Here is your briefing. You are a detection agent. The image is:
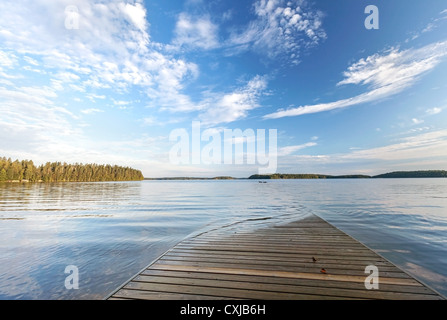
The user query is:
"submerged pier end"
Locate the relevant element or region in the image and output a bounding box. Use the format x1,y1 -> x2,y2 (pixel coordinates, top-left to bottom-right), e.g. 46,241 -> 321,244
106,215 -> 445,300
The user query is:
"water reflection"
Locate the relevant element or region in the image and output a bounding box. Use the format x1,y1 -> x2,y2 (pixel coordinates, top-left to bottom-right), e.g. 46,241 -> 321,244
1,179 -> 447,299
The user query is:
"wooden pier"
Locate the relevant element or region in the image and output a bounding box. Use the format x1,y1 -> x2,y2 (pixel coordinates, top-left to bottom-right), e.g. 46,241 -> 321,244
107,214 -> 445,300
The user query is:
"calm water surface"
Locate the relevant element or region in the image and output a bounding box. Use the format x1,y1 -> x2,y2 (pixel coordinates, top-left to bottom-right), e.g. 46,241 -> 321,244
0,179 -> 446,299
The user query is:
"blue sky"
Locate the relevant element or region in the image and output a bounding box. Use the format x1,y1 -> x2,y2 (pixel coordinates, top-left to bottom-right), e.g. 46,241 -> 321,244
0,0 -> 446,177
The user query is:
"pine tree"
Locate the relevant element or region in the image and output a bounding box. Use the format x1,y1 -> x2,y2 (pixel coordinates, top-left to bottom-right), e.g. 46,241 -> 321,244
0,168 -> 7,181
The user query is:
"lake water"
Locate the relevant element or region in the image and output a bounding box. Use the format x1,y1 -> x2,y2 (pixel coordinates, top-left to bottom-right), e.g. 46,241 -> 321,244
1,179 -> 446,299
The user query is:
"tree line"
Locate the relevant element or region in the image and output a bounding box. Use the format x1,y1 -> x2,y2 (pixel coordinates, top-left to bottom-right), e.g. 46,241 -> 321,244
248,171 -> 447,180
373,171 -> 447,178
0,157 -> 144,182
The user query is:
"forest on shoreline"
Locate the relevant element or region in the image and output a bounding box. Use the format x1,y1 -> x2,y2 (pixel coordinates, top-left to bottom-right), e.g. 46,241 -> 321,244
0,157 -> 144,182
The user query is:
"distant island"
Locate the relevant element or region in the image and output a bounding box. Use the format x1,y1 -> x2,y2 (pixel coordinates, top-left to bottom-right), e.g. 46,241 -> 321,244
372,171 -> 447,178
248,171 -> 447,179
0,157 -> 144,182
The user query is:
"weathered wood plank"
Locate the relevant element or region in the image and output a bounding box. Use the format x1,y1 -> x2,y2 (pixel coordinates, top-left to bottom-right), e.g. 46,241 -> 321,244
132,274 -> 440,300
150,264 -> 422,286
123,281 -> 351,300
140,269 -> 437,295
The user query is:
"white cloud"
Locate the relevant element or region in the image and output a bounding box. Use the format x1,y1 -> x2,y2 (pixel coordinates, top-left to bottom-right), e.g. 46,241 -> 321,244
264,85 -> 402,118
89,94 -> 106,99
278,142 -> 317,156
222,10 -> 233,21
0,86 -> 57,106
405,8 -> 447,43
0,50 -> 17,69
199,75 -> 268,125
81,108 -> 104,115
426,107 -> 443,115
23,56 -> 39,66
0,78 -> 14,86
142,116 -> 156,126
145,56 -> 199,112
69,84 -> 86,93
113,99 -> 131,106
408,126 -> 431,134
54,71 -> 81,83
227,0 -> 326,64
23,65 -> 45,74
121,2 -> 148,32
337,42 -> 447,88
340,130 -> 447,161
0,84 -> 83,161
264,41 -> 447,119
173,13 -> 219,50
412,118 -> 424,125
